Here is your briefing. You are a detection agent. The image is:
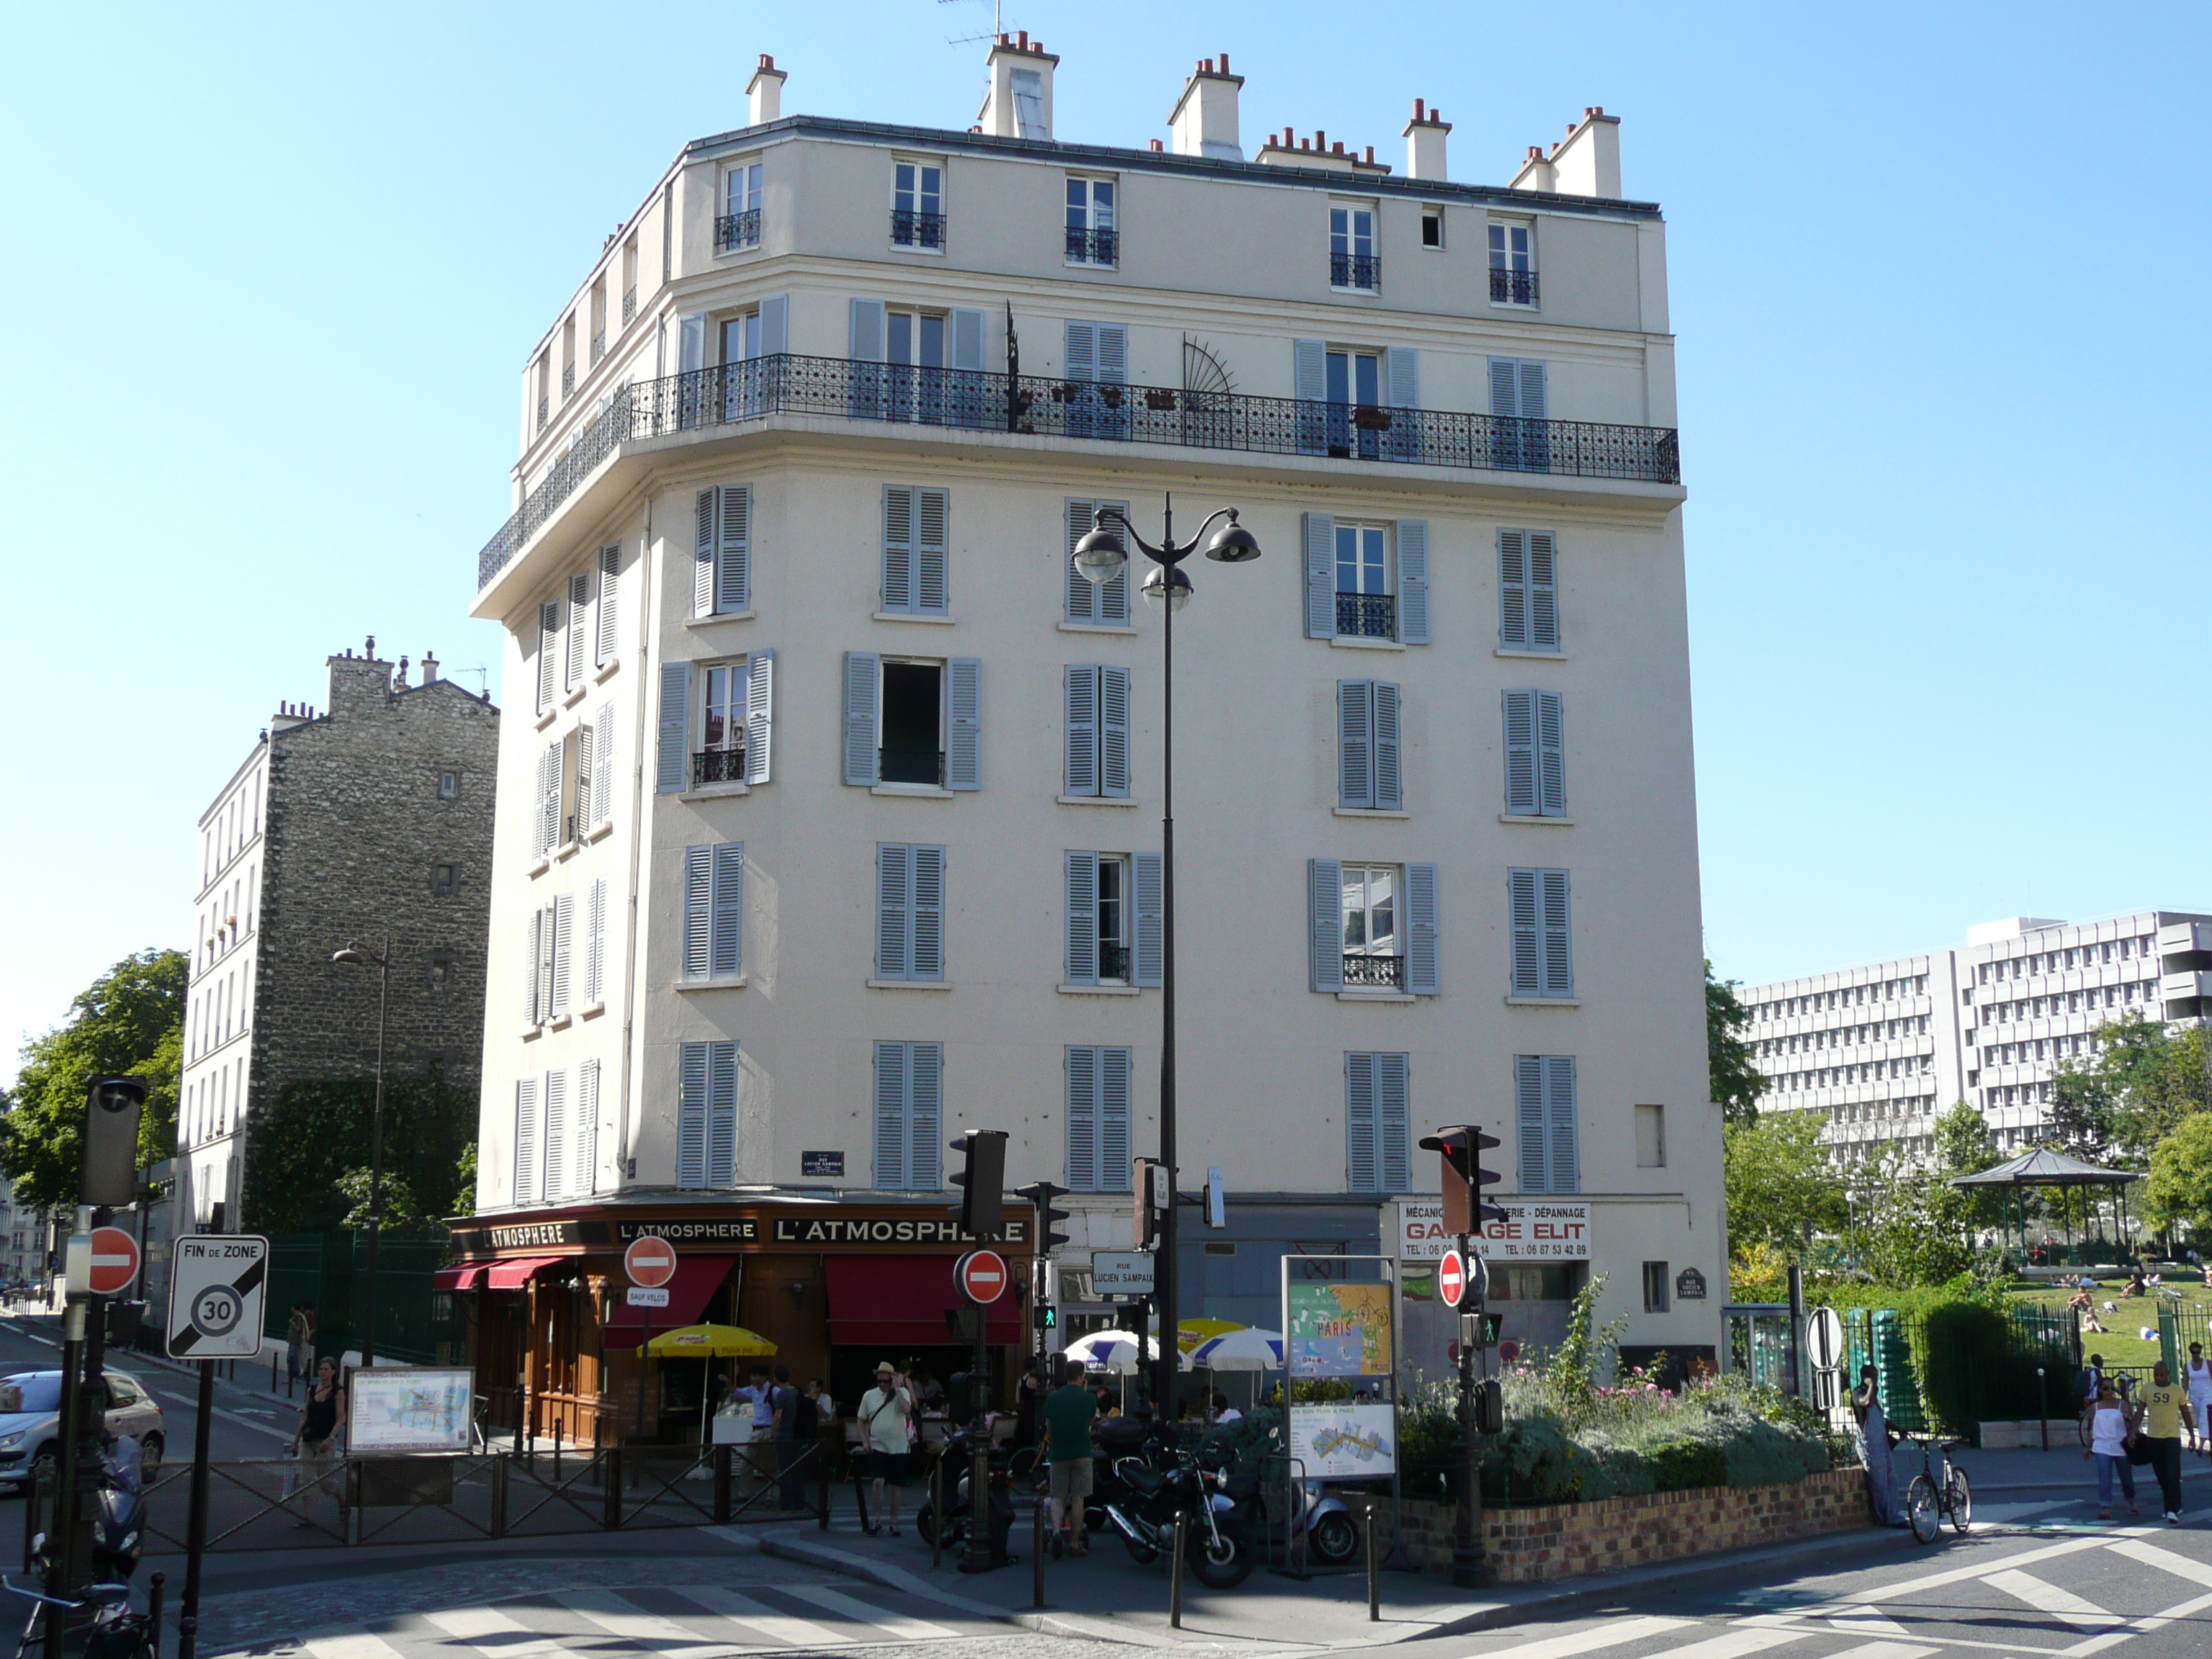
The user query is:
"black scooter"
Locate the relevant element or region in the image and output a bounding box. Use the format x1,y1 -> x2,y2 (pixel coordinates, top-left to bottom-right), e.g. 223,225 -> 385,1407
9,1439 -> 156,1659
912,1421 -> 1015,1563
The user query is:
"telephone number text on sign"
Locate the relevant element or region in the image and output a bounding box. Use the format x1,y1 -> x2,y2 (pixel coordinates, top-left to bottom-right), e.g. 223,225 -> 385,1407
1395,1200 -> 1591,1261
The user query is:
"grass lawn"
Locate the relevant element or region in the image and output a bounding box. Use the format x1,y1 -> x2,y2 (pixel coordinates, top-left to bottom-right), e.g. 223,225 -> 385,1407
2010,1278 -> 2212,1372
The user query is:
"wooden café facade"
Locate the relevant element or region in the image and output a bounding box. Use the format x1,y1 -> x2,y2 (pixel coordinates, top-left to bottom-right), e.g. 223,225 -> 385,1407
441,1191 -> 1033,1447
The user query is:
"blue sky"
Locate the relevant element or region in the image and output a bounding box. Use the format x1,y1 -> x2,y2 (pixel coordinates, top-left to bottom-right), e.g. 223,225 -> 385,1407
3,0 -> 2206,1078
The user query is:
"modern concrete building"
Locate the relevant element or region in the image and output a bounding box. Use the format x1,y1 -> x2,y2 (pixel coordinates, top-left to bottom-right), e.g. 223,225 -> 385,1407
457,40 -> 1717,1435
179,646 -> 499,1231
1743,911 -> 2212,1164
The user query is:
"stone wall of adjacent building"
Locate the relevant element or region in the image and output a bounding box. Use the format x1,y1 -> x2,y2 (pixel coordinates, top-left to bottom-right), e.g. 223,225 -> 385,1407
1390,1467 -> 1869,1581
251,649 -> 500,1109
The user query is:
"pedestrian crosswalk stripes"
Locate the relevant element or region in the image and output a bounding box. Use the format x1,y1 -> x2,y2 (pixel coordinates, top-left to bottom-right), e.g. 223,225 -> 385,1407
658,1585 -> 847,1647
1491,1617 -> 1699,1659
777,1581 -> 961,1640
2110,1535 -> 2212,1587
1981,1566 -> 2124,1630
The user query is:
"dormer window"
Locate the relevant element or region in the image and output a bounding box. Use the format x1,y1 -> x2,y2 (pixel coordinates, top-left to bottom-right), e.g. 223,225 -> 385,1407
719,160 -> 763,253
892,161 -> 945,251
1066,176 -> 1116,266
1329,204 -> 1377,292
1489,220 -> 1537,306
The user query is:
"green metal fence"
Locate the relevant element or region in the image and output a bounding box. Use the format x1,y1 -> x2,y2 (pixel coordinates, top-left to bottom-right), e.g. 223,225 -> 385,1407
1840,1304 -> 2080,1442
263,1230 -> 462,1365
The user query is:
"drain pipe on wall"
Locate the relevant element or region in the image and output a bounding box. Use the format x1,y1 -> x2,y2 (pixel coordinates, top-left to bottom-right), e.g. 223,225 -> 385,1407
615,497 -> 657,1182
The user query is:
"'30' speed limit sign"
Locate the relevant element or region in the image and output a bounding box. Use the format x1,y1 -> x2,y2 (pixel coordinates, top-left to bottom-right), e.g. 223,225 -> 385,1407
166,1236 -> 269,1359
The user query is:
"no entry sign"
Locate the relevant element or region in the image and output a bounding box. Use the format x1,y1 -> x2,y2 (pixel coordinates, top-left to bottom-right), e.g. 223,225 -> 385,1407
956,1249 -> 1010,1305
87,1226 -> 140,1295
624,1236 -> 677,1288
1437,1249 -> 1467,1309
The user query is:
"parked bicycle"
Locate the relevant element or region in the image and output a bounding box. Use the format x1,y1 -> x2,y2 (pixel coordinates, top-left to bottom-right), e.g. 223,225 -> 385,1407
1902,1434 -> 1972,1543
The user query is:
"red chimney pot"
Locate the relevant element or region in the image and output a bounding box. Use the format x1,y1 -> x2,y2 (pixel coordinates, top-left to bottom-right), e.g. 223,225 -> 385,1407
1149,138 -> 1164,151
1017,29 -> 1028,48
758,53 -> 774,70
1413,97 -> 1426,120
1218,50 -> 1230,72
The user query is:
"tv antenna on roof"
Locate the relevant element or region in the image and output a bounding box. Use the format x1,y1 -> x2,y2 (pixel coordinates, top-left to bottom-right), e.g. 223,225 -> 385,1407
940,0 -> 1014,48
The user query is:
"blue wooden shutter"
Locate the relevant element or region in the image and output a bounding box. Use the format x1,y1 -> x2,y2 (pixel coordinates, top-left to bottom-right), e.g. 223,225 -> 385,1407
757,294 -> 788,356
1133,853 -> 1163,988
849,297 -> 886,361
1540,870 -> 1573,997
1065,500 -> 1098,623
695,487 -> 718,616
1503,691 -> 1538,815
1515,1056 -> 1547,1192
707,1040 -> 739,1187
1065,320 -> 1095,380
1509,869 -> 1540,995
842,652 -> 879,785
909,1044 -> 943,1189
1303,512 -> 1336,639
1406,863 -> 1439,995
1489,358 -> 1519,418
711,841 -> 744,979
881,486 -> 915,611
1294,338 -> 1327,455
657,662 -> 691,793
1310,858 -> 1344,992
1545,1056 -> 1578,1194
542,1068 -> 567,1200
1498,530 -> 1529,648
1518,360 -> 1547,418
1397,521 -> 1430,644
537,602 -> 559,712
876,843 -> 911,979
1346,1053 -> 1377,1192
1378,1053 -> 1409,1191
1537,691 -> 1565,816
596,544 -> 620,663
946,658 -> 981,789
683,845 -> 713,980
1097,325 -> 1128,385
951,307 -> 985,370
873,1042 -> 907,1189
1383,348 -> 1421,462
1338,681 -> 1374,809
917,487 -> 949,614
1066,1046 -> 1098,1192
1101,1047 -> 1131,1192
745,650 -> 775,785
911,845 -> 945,979
550,893 -> 574,1015
717,484 -> 750,613
1373,682 -> 1401,810
1529,531 -> 1559,651
678,1042 -> 709,1188
513,1078 -> 539,1202
1065,852 -> 1098,985
1064,666 -> 1099,796
1100,667 -> 1130,799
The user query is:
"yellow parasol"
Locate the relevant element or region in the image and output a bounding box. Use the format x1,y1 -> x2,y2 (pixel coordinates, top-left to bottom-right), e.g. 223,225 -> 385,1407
635,1323 -> 779,1358
1177,1317 -> 1246,1353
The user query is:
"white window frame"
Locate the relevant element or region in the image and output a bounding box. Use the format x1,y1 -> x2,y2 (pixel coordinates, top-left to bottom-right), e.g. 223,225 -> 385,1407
1341,865 -> 1401,964
1488,218 -> 1537,306
1065,174 -> 1118,266
1328,202 -> 1379,292
720,160 -> 763,252
891,158 -> 946,252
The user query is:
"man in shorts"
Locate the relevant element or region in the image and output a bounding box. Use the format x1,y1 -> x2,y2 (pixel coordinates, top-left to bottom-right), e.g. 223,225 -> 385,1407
1043,1357 -> 1096,1554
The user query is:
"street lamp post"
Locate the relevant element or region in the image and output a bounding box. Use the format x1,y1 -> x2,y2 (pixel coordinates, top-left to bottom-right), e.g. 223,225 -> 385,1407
1073,495 -> 1260,1423
332,938 -> 392,1367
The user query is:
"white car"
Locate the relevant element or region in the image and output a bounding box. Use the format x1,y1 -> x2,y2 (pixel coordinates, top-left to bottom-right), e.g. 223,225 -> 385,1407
0,1369 -> 166,1491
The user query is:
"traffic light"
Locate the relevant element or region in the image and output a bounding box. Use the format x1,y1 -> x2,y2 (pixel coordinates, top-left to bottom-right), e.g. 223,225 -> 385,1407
1034,1304 -> 1058,1331
81,1077 -> 146,1209
1133,1159 -> 1172,1247
1419,1125 -> 1506,1236
1015,1180 -> 1073,1254
949,1130 -> 1009,1238
1203,1167 -> 1226,1230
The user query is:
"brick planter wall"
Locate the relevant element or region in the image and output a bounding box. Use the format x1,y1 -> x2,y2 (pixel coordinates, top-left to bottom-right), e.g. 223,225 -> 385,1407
1392,1467 -> 1869,1581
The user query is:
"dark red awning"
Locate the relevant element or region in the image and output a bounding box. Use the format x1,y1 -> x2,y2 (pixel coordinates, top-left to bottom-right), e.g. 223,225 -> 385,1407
431,1264 -> 485,1292
825,1255 -> 1021,1347
483,1255 -> 565,1290
605,1254 -> 733,1330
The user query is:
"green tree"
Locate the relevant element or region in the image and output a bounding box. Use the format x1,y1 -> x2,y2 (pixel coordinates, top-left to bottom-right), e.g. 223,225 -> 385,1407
2051,1017 -> 2211,1164
1724,1109 -> 1843,1259
2145,1112 -> 2212,1238
0,950 -> 185,1210
1851,1115 -> 2004,1288
1708,960 -> 1767,1126
334,1167 -> 423,1231
449,1143 -> 478,1219
240,1067 -> 475,1233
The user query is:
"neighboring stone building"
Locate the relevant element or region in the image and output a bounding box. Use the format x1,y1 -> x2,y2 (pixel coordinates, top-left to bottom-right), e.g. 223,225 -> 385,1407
178,644 -> 500,1229
456,40 -> 1717,1438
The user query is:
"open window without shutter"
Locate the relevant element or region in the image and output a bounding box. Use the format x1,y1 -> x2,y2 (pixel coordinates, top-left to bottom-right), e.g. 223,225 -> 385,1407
513,1077 -> 539,1202
1309,858 -> 1345,991
656,662 -> 691,793
596,545 -> 620,663
1065,500 -> 1130,623
841,652 -> 879,786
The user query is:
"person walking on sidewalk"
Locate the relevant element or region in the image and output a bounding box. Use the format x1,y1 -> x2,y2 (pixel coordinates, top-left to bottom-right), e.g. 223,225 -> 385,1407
284,1303 -> 309,1385
772,1364 -> 807,1511
1042,1357 -> 1096,1555
2184,1343 -> 2212,1457
2085,1381 -> 2139,1519
287,1357 -> 346,1529
857,1362 -> 914,1537
2136,1360 -> 2195,1523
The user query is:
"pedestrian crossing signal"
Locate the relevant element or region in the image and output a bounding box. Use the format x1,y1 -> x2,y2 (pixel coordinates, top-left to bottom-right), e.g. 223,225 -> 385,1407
1034,1305 -> 1057,1330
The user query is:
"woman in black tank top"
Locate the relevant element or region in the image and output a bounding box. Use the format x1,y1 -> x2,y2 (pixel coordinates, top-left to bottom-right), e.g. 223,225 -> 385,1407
295,1358 -> 343,1451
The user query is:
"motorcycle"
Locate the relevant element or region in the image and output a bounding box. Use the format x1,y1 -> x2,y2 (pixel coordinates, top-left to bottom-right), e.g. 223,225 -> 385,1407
9,1437 -> 156,1659
1264,1475 -> 1359,1568
1102,1445 -> 1254,1588
913,1421 -> 1015,1562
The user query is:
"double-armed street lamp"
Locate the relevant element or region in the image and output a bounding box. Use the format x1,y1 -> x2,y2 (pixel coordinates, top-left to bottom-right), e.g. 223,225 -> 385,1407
332,937 -> 393,1367
1071,495 -> 1260,1421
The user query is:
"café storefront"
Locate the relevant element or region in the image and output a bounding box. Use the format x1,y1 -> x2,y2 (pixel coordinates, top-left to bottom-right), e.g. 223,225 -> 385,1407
442,1194 -> 1033,1448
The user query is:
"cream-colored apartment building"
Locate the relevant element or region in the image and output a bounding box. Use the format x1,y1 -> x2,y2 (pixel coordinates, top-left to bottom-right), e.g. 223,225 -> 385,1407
459,40 -> 1718,1406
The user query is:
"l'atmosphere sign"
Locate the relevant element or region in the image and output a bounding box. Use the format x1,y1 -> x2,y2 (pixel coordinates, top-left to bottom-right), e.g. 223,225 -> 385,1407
1395,1200 -> 1593,1262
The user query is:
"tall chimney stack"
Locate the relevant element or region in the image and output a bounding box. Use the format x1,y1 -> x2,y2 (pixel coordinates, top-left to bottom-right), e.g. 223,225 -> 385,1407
979,33 -> 1058,139
747,54 -> 786,125
1168,52 -> 1244,161
1548,107 -> 1621,197
1403,97 -> 1450,181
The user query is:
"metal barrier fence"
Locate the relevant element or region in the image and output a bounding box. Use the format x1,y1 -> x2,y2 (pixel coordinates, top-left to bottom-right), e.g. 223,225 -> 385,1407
1840,1305 -> 2082,1441
28,1438 -> 841,1557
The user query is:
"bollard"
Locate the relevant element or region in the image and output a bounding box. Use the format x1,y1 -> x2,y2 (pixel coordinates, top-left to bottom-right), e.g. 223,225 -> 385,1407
1366,1506 -> 1379,1622
931,1458 -> 943,1570
513,1384 -> 526,1457
603,1447 -> 622,1530
270,1352 -> 278,1393
490,1455 -> 508,1539
713,1443 -> 732,1525
817,1439 -> 830,1532
1170,1514 -> 1187,1629
21,1465 -> 36,1573
148,1572 -> 164,1658
1033,1501 -> 1046,1609
554,1416 -> 564,1480
2038,1368 -> 2049,1452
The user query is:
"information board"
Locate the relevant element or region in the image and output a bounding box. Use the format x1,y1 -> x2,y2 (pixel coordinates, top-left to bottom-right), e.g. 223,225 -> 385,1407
347,1366 -> 475,1453
1288,1401 -> 1398,1478
1285,1282 -> 1394,1378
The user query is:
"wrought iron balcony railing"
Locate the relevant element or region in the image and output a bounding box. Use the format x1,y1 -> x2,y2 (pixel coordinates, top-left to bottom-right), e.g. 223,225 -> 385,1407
1097,943 -> 1130,982
1336,593 -> 1396,640
622,286 -> 637,325
692,748 -> 747,788
1490,267 -> 1539,306
880,745 -> 945,787
1066,225 -> 1118,266
1343,953 -> 1405,989
479,353 -> 1680,588
1331,251 -> 1380,291
716,210 -> 761,253
891,210 -> 947,251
